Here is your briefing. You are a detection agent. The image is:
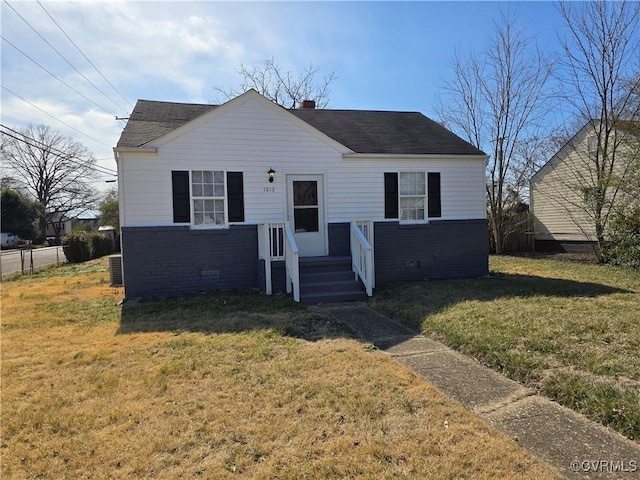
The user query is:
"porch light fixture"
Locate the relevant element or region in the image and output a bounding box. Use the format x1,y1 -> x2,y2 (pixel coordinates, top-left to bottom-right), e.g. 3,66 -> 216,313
268,168 -> 276,183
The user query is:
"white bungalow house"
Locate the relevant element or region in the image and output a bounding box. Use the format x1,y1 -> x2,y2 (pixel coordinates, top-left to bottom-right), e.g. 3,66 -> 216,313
45,209 -> 101,238
530,121 -> 639,251
114,90 -> 489,303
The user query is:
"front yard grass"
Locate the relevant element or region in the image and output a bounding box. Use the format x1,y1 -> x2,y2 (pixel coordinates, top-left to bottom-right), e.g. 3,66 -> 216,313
0,258 -> 558,479
371,255 -> 640,441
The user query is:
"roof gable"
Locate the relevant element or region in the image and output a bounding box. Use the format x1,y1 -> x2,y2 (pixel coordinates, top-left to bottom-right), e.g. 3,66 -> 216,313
531,123 -> 591,184
531,120 -> 640,183
116,90 -> 485,156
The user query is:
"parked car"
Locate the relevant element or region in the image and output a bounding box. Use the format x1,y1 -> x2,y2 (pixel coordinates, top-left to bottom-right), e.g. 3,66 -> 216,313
1,232 -> 17,249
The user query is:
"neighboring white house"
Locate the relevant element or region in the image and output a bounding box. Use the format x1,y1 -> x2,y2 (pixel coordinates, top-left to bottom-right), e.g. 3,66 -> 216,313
45,212 -> 72,237
114,89 -> 489,302
45,209 -> 101,237
530,121 -> 639,250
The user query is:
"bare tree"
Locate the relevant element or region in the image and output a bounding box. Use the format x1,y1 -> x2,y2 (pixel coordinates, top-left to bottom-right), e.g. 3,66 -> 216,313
435,13 -> 554,253
214,58 -> 337,109
1,124 -> 98,240
555,1 -> 640,258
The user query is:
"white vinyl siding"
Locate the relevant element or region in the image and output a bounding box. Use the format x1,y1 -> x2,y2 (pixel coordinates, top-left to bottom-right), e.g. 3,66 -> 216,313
118,94 -> 486,227
531,125 -> 638,242
531,130 -> 600,242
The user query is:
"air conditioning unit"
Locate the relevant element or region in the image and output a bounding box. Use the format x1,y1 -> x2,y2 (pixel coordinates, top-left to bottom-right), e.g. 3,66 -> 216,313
109,254 -> 123,286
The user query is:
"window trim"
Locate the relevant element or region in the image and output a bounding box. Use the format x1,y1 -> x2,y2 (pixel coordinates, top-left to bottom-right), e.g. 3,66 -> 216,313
172,169 -> 244,229
384,170 -> 442,222
190,170 -> 228,229
398,171 -> 427,223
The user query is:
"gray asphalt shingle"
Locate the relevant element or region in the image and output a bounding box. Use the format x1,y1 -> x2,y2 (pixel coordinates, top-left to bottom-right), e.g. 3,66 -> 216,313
117,99 -> 485,156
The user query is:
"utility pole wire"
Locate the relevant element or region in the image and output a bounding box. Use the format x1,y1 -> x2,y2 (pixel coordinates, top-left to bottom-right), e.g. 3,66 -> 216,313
1,127 -> 117,177
1,123 -> 118,174
1,35 -> 115,116
1,84 -> 113,149
4,1 -> 130,114
37,0 -> 134,110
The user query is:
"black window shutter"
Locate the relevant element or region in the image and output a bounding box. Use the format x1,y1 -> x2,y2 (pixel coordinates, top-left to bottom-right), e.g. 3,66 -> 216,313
384,173 -> 398,219
227,172 -> 244,222
428,172 -> 441,218
172,171 -> 190,223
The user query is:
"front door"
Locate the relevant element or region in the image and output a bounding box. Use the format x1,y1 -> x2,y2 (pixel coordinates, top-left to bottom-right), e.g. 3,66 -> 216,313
287,174 -> 326,257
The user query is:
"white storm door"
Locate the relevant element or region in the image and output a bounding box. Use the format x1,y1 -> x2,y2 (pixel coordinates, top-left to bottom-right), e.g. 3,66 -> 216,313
287,174 -> 326,257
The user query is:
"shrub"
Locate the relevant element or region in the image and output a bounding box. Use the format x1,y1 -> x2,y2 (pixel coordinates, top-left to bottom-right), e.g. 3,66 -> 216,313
603,207 -> 640,270
62,231 -> 91,263
89,232 -> 113,258
62,231 -> 112,263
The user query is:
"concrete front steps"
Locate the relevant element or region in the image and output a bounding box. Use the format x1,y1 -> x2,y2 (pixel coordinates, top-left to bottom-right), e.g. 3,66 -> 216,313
299,256 -> 367,304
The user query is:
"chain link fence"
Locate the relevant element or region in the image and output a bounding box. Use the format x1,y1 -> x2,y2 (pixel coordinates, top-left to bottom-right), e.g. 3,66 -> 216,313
0,246 -> 67,279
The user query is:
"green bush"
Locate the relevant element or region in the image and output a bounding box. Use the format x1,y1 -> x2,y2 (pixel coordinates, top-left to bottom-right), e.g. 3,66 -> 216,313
62,231 -> 91,263
89,232 -> 113,258
603,207 -> 640,270
62,231 -> 112,263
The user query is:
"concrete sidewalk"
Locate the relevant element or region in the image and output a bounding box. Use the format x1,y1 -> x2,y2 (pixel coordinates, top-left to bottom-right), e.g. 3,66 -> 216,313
316,303 -> 640,480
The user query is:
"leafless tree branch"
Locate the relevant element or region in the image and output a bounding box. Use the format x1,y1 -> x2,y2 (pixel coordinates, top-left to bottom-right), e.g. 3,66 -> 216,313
435,11 -> 555,253
1,124 -> 98,239
213,57 -> 337,108
555,0 -> 640,258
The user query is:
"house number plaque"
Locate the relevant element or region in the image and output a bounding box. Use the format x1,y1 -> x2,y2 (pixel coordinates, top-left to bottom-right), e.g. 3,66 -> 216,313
263,187 -> 275,193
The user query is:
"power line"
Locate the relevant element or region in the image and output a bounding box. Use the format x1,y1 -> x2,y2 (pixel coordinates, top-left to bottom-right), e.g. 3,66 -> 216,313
1,123 -> 117,174
0,125 -> 118,177
1,34 -> 116,116
1,125 -> 117,176
0,84 -> 113,149
4,1 -> 130,114
36,0 -> 134,110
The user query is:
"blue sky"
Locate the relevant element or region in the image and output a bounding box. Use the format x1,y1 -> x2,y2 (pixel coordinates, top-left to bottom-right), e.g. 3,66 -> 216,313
1,1 -> 569,185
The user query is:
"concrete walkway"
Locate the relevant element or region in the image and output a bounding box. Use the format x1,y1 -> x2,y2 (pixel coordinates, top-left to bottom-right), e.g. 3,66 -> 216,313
315,303 -> 640,480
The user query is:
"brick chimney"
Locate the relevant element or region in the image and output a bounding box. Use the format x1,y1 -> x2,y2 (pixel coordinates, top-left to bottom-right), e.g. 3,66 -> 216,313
300,99 -> 316,109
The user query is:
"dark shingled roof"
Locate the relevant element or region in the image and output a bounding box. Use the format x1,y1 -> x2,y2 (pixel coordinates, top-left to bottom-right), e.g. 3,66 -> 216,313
117,100 -> 217,148
117,99 -> 485,156
290,109 -> 484,155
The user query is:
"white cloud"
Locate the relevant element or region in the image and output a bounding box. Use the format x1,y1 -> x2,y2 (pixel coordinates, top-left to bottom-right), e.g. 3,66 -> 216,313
1,0 -> 368,181
1,95 -> 120,170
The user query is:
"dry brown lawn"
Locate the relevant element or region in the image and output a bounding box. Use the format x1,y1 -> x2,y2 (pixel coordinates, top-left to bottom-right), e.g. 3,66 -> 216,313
1,259 -> 559,479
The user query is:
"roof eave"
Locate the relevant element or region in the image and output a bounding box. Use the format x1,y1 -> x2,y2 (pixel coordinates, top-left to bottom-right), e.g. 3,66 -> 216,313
113,146 -> 158,154
342,153 -> 489,161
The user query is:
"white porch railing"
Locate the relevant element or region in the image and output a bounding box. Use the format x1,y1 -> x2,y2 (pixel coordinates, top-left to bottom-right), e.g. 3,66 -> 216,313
283,224 -> 300,302
351,220 -> 374,297
257,222 -> 285,295
258,222 -> 300,302
260,220 -> 373,303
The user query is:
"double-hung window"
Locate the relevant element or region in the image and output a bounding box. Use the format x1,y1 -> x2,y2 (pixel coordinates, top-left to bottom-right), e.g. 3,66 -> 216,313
385,171 -> 441,221
192,170 -> 226,227
399,172 -> 426,221
172,170 -> 244,227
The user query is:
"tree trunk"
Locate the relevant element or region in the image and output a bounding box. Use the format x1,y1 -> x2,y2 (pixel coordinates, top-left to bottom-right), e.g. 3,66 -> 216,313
491,216 -> 504,254
38,215 -> 47,242
595,219 -> 606,263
